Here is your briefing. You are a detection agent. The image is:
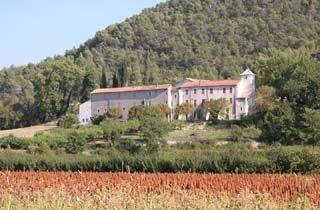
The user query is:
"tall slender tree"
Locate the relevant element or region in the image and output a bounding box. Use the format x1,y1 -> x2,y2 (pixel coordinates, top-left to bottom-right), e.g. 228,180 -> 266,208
80,71 -> 96,103
100,69 -> 108,88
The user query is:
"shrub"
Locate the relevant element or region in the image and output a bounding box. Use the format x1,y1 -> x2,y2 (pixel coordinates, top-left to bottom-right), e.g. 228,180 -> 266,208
106,108 -> 123,120
123,120 -> 140,134
139,105 -> 165,119
175,104 -> 194,120
57,114 -> 78,128
128,105 -> 144,119
101,120 -> 124,142
76,126 -> 103,141
266,147 -> 320,173
0,135 -> 30,150
115,139 -> 142,154
230,125 -> 245,142
170,120 -> 185,130
242,126 -> 262,139
34,142 -> 54,155
91,115 -> 106,125
157,104 -> 171,118
63,131 -> 86,154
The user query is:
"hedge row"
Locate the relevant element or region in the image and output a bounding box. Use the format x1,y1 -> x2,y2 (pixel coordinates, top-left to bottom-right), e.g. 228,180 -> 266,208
0,147 -> 319,173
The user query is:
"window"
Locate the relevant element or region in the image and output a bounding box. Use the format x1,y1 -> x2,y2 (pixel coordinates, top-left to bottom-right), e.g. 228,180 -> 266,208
86,119 -> 89,122
149,91 -> 152,97
230,98 -> 233,104
123,107 -> 126,111
194,89 -> 197,94
223,88 -> 226,94
240,107 -> 243,111
186,90 -> 189,95
82,119 -> 85,123
202,99 -> 206,104
175,95 -> 177,99
97,109 -> 100,113
230,88 -> 233,93
202,89 -> 205,94
210,88 -> 213,94
186,100 -> 189,104
194,100 -> 197,107
142,101 -> 145,105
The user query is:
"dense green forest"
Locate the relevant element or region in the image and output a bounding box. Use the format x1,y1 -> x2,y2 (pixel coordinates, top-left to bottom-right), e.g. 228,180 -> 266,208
0,0 -> 320,129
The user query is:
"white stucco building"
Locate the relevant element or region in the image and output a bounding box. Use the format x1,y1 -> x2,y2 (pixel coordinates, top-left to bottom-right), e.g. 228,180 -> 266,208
78,69 -> 255,122
78,101 -> 92,125
171,68 -> 255,120
90,84 -> 172,120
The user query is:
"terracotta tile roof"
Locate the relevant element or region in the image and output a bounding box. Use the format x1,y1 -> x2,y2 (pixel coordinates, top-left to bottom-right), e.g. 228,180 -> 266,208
91,84 -> 171,94
180,80 -> 240,88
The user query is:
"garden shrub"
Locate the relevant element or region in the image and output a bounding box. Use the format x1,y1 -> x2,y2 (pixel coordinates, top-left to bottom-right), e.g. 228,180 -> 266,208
101,120 -> 123,142
0,135 -> 30,150
57,114 -> 78,128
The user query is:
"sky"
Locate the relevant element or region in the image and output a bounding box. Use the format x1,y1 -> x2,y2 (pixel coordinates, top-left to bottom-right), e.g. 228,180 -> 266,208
0,0 -> 165,68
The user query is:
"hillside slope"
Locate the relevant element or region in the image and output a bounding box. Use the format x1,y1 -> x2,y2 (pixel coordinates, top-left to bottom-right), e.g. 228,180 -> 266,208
0,0 -> 320,129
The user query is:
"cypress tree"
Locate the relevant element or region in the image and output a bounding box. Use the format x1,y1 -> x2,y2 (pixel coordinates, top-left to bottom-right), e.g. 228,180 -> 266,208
100,69 -> 108,88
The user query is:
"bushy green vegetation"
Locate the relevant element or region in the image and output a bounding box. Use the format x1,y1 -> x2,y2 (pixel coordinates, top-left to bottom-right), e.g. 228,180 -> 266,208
1,0 -> 320,129
0,0 -> 320,173
0,144 -> 319,173
57,113 -> 78,128
1,110 -> 320,173
204,98 -> 228,120
0,105 -> 171,155
175,103 -> 194,120
251,49 -> 320,146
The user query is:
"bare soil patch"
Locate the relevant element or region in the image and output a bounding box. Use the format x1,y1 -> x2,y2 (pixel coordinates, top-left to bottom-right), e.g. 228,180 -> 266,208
0,122 -> 57,138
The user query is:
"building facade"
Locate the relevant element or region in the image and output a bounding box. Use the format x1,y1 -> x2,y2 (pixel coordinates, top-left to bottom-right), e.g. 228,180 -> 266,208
79,100 -> 92,125
171,68 -> 255,120
90,84 -> 172,120
78,69 -> 255,123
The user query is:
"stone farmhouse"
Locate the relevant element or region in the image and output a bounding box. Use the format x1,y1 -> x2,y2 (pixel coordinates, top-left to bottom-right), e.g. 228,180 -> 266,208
79,69 -> 255,125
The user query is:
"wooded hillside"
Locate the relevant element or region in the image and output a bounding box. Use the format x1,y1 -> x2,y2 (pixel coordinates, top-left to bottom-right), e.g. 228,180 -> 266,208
1,0 -> 319,129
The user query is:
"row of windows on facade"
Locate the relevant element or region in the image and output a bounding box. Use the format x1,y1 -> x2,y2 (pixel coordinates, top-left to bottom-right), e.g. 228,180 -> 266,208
96,100 -> 156,113
173,87 -> 234,99
185,87 -> 233,96
95,98 -> 244,114
103,91 -> 163,100
101,87 -> 232,100
185,98 -> 233,106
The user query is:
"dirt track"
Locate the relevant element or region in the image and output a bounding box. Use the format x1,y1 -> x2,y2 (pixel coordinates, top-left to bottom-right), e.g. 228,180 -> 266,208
0,122 -> 57,138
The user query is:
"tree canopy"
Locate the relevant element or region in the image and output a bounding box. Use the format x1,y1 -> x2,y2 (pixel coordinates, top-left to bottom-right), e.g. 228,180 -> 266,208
1,0 -> 320,129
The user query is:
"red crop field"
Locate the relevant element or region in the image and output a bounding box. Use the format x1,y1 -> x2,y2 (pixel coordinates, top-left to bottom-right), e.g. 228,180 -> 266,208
0,172 -> 319,209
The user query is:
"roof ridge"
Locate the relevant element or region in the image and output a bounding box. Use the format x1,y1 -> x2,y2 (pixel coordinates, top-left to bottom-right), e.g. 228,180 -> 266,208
92,84 -> 171,94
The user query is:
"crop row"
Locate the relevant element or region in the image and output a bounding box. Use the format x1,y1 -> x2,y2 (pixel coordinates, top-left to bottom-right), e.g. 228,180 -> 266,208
0,172 -> 319,204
